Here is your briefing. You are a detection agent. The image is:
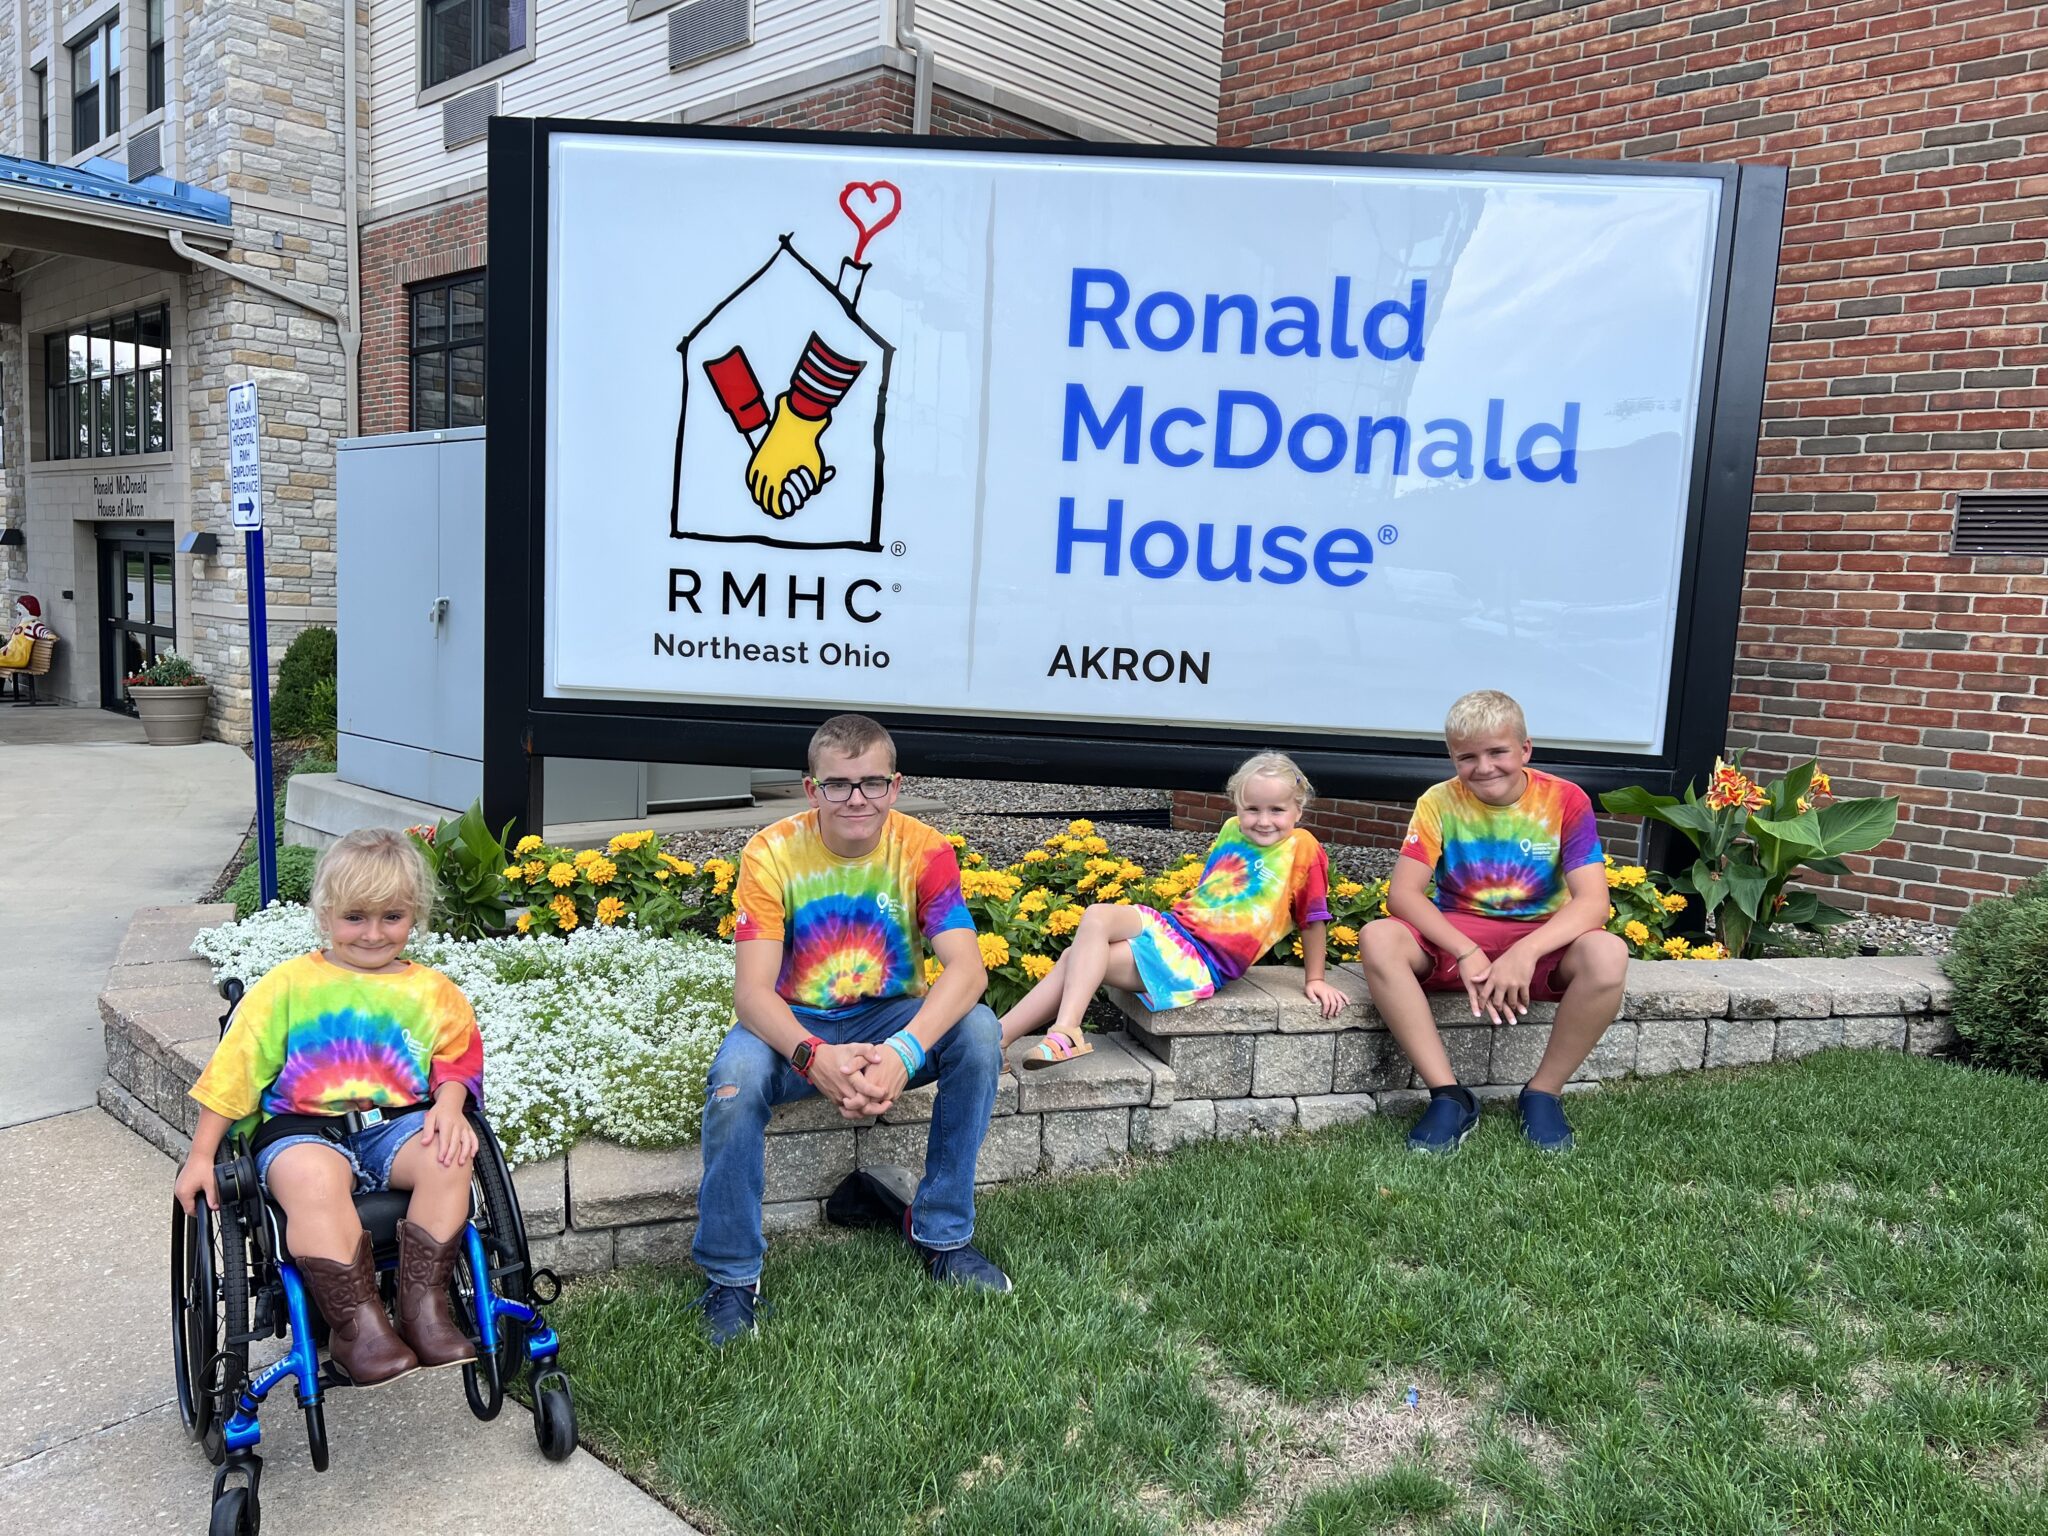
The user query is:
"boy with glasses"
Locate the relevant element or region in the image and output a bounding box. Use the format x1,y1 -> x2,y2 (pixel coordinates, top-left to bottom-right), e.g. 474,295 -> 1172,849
690,714 -> 1009,1346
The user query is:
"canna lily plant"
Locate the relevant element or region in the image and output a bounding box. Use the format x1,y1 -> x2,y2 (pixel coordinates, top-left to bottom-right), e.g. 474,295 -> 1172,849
1601,755 -> 1898,959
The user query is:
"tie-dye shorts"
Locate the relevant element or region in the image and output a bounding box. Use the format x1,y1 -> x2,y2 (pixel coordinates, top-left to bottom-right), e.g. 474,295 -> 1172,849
1127,905 -> 1224,1012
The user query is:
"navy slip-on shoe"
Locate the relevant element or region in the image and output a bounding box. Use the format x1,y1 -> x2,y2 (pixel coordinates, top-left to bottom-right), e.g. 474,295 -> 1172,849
1408,1085 -> 1480,1154
692,1280 -> 763,1347
911,1238 -> 1014,1293
1517,1087 -> 1575,1152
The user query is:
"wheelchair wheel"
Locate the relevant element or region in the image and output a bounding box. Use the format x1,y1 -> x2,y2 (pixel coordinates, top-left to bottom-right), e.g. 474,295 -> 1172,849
532,1367 -> 577,1462
304,1402 -> 328,1473
174,1197 -> 249,1465
460,1110 -> 531,1422
209,1485 -> 255,1536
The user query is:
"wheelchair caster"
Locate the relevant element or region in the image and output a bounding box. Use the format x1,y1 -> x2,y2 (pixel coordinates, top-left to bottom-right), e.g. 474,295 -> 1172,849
210,1456 -> 261,1536
464,1349 -> 504,1422
532,1368 -> 577,1462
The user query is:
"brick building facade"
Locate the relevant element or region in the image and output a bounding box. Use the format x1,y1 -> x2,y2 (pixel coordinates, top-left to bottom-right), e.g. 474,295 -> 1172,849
1178,0 -> 2048,923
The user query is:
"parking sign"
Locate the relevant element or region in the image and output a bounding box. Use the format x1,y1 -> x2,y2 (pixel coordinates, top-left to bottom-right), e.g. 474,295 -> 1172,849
228,382 -> 262,529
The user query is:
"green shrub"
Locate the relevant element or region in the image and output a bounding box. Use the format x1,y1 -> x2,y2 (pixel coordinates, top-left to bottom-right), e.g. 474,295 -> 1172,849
1945,874 -> 2048,1077
227,843 -> 319,919
271,626 -> 337,743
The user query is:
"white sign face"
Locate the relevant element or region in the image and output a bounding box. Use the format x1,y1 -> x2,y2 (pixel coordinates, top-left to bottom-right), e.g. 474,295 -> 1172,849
227,382 -> 263,530
546,137 -> 1722,752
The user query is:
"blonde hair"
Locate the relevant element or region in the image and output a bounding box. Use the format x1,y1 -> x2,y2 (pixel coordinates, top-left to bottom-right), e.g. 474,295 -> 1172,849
310,827 -> 436,938
1226,751 -> 1313,812
1444,689 -> 1528,745
807,712 -> 896,776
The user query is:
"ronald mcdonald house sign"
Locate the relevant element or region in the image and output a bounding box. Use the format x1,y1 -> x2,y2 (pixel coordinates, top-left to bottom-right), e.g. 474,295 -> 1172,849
483,121 -> 1785,817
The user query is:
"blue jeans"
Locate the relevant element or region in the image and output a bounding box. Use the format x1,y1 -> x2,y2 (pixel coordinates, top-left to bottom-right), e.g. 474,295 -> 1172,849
691,997 -> 1003,1287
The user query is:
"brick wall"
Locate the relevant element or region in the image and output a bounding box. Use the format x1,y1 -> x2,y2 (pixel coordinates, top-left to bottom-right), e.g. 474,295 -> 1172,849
1200,0 -> 2048,922
358,73 -> 1064,436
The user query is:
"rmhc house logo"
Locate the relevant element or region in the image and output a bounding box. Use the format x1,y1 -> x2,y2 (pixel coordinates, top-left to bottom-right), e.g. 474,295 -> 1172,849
668,182 -> 900,552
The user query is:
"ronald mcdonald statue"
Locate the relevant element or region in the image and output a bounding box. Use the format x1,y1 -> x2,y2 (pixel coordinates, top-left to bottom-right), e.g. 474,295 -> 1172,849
0,593 -> 55,670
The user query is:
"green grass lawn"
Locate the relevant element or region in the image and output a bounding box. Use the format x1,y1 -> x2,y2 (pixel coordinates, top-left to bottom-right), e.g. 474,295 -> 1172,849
551,1051 -> 2048,1535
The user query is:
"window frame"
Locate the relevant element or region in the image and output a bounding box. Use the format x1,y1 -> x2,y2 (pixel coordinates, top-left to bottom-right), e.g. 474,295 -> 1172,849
419,0 -> 532,98
42,303 -> 171,463
147,0 -> 166,114
68,14 -> 122,153
408,271 -> 488,432
32,62 -> 49,161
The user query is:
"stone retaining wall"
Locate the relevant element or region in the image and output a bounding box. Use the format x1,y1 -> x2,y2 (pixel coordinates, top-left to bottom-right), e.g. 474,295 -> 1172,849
101,908 -> 1956,1278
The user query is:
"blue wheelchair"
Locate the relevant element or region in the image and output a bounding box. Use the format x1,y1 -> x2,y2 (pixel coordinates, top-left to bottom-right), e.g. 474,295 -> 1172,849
171,979 -> 577,1535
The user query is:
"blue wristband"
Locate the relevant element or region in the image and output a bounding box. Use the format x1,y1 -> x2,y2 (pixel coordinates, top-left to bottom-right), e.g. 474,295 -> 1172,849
884,1030 -> 926,1077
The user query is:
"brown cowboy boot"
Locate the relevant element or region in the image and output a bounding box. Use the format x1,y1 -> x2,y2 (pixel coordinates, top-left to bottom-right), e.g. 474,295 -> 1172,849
298,1233 -> 418,1385
395,1219 -> 477,1368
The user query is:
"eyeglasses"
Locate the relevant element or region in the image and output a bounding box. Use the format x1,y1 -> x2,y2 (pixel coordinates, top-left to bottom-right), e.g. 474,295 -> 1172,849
811,774 -> 897,802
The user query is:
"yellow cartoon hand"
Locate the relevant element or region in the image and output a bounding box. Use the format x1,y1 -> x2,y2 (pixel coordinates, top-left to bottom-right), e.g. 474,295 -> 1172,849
745,394 -> 835,519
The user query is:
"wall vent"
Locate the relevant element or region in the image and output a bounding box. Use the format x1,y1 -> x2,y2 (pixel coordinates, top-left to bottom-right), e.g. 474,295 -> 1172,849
126,126 -> 164,180
442,83 -> 498,150
669,0 -> 752,72
1953,494 -> 2048,556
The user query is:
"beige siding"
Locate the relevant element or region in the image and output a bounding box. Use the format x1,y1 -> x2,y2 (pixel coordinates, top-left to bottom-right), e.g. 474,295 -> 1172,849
920,0 -> 1222,144
369,0 -> 885,210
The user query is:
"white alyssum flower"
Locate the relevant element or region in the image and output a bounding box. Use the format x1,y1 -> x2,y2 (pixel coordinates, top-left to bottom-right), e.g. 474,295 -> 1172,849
193,907 -> 733,1166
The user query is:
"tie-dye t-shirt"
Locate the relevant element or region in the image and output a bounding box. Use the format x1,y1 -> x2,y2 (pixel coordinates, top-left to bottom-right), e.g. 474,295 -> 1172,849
190,953 -> 484,1128
732,810 -> 974,1012
1170,820 -> 1332,982
1400,768 -> 1604,919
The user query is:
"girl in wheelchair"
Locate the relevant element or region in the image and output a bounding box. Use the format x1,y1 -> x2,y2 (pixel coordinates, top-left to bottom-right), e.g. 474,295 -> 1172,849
174,827 -> 483,1386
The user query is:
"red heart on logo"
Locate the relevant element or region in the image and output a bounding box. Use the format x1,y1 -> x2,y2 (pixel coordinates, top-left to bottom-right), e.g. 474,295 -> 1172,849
839,180 -> 902,264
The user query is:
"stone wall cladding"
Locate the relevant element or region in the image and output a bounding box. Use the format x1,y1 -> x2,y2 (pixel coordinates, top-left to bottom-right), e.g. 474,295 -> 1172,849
106,913 -> 1959,1279
1213,0 -> 2048,923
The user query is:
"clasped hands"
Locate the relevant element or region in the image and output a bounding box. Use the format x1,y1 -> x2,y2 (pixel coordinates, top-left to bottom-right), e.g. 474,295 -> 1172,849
745,393 -> 836,519
806,1041 -> 911,1119
1456,942 -> 1539,1026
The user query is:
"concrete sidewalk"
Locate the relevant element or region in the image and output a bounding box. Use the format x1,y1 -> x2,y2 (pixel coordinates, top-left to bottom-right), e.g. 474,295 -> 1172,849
0,706 -> 252,1128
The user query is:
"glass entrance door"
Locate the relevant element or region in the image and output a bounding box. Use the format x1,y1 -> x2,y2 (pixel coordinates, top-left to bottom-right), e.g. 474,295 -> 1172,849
97,526 -> 176,712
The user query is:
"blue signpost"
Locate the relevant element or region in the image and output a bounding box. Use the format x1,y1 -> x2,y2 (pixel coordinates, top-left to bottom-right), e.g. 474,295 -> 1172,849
228,382 -> 278,907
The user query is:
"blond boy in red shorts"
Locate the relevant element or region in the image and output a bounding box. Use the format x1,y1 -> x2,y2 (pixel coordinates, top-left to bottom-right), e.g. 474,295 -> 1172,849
1359,690 -> 1628,1153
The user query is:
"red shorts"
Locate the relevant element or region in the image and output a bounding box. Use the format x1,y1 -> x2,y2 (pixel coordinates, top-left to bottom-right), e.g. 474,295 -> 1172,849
1391,910 -> 1568,1001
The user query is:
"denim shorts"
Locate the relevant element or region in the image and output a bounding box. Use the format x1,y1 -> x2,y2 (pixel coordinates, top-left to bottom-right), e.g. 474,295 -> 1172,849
255,1113 -> 427,1193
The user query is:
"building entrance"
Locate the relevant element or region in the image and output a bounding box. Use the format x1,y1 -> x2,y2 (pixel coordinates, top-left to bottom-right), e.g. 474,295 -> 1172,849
96,524 -> 176,712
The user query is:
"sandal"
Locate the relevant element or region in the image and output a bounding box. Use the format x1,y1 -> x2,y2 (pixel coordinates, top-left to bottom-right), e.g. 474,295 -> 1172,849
1021,1027 -> 1094,1071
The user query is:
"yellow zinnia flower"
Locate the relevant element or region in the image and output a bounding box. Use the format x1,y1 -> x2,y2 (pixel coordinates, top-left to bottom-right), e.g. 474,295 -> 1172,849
1662,892 -> 1687,913
978,933 -> 1011,968
587,856 -> 617,886
1663,937 -> 1690,958
1616,866 -> 1647,887
1067,819 -> 1095,835
1097,882 -> 1124,901
547,862 -> 575,888
946,833 -> 967,849
573,847 -> 599,867
1046,907 -> 1083,936
1334,880 -> 1365,899
514,835 -> 544,856
1330,925 -> 1359,948
515,912 -> 533,933
1687,943 -> 1724,961
1081,836 -> 1109,854
1023,849 -> 1050,864
596,896 -> 626,926
717,912 -> 737,939
1085,857 -> 1119,876
1624,920 -> 1650,946
502,865 -> 522,881
1021,954 -> 1054,981
923,956 -> 944,985
523,860 -> 546,882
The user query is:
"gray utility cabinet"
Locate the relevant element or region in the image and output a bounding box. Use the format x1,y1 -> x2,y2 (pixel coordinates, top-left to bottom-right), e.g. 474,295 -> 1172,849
336,427 -> 753,820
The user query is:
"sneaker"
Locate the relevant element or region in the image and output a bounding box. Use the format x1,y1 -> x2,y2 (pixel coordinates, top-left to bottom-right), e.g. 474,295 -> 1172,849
692,1281 -> 761,1347
1407,1085 -> 1480,1154
911,1238 -> 1014,1293
1517,1087 -> 1575,1152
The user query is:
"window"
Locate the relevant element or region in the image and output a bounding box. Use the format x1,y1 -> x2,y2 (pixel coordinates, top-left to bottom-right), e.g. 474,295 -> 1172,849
70,15 -> 121,151
423,0 -> 527,89
44,304 -> 169,461
410,273 -> 486,429
147,0 -> 166,114
33,64 -> 48,161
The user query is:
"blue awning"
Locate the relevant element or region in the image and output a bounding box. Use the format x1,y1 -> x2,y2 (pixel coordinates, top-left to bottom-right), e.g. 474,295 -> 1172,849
0,153 -> 230,225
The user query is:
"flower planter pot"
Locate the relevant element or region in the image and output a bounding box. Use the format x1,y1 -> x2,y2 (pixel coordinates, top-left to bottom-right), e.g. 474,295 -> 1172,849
129,683 -> 212,745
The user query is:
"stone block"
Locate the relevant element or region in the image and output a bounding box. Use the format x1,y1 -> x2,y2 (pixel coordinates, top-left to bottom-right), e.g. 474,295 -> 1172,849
1214,1097 -> 1296,1140
1870,954 -> 1951,1013
764,1200 -> 823,1236
1331,1028 -> 1413,1093
1842,1015 -> 1908,1051
1131,1099 -> 1215,1154
1572,1024 -> 1637,1081
1375,1087 -> 1430,1118
1622,959 -> 1731,1020
1754,959 -> 1928,1017
858,1115 -> 1041,1185
1296,1093 -> 1378,1133
1676,960 -> 1830,1019
513,1156 -> 566,1237
1243,965 -> 1375,1031
1011,1033 -> 1152,1113
612,1220 -> 695,1270
1253,1032 -> 1335,1096
528,1227 -> 615,1280
1908,1015 -> 1956,1055
878,1082 -> 938,1125
1705,1018 -> 1776,1068
568,1140 -> 700,1228
1138,1025 -> 1255,1099
769,1094 -> 875,1133
762,1129 -> 858,1202
1635,1019 -> 1706,1076
1109,977 -> 1276,1035
1488,1024 -> 1551,1084
993,1070 -> 1020,1117
118,911 -> 233,966
1041,1108 -> 1131,1173
1775,1016 -> 1844,1061
1440,1026 -> 1493,1084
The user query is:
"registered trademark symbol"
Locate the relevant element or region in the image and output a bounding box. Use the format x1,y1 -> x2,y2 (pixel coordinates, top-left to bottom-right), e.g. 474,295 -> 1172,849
891,583 -> 901,593
890,540 -> 907,556
1377,524 -> 1399,546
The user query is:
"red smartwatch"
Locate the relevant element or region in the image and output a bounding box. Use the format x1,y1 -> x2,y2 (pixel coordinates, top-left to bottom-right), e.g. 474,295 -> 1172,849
789,1035 -> 827,1080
